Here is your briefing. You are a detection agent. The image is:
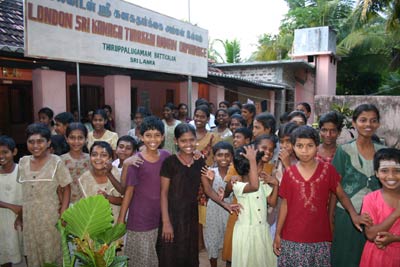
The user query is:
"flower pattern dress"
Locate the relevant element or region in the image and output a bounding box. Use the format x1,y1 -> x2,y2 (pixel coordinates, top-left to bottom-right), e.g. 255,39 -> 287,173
61,152 -> 90,203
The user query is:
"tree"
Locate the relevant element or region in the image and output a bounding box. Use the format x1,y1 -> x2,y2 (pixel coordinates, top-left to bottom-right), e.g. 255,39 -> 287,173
210,39 -> 241,63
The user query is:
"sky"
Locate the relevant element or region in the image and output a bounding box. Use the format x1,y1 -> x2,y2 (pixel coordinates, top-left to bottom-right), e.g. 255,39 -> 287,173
126,0 -> 289,60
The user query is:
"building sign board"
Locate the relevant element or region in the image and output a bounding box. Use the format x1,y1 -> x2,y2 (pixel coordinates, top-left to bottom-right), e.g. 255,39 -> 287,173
24,0 -> 208,77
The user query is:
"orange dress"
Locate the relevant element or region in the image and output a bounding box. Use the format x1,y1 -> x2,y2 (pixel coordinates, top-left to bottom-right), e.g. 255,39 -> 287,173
222,164 -> 240,261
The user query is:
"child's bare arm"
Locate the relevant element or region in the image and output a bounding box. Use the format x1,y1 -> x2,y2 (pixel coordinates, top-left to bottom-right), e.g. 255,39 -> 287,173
242,146 -> 259,193
201,174 -> 240,214
161,176 -> 173,242
0,201 -> 22,215
328,193 -> 337,235
364,202 -> 400,241
60,184 -> 71,215
105,162 -> 124,194
267,184 -> 279,208
273,198 -> 288,256
335,183 -> 373,231
106,195 -> 123,205
117,186 -> 135,224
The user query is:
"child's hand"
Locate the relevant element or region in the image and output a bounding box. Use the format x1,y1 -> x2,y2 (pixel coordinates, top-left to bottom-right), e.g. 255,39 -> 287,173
273,235 -> 282,256
228,203 -> 242,215
123,155 -> 144,167
97,189 -> 109,199
217,187 -> 225,201
230,175 -> 241,185
279,149 -> 291,168
351,212 -> 373,232
259,171 -> 279,186
241,145 -> 257,161
14,215 -> 23,231
374,232 -> 397,249
104,160 -> 113,173
201,166 -> 215,180
193,150 -> 203,160
162,222 -> 174,243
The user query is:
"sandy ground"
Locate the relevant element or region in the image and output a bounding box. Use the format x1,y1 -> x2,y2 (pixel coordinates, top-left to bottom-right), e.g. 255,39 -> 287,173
13,249 -> 226,267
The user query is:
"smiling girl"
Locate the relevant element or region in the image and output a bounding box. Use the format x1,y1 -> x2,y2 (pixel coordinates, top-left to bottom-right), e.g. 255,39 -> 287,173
18,123 -> 72,267
87,109 -> 118,157
331,104 -> 386,267
61,122 -> 90,204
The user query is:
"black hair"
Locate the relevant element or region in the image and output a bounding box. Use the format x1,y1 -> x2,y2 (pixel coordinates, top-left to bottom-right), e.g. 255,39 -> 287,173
212,141 -> 234,156
288,111 -> 307,125
352,103 -> 380,122
279,112 -> 290,124
50,135 -> 69,156
0,135 -> 16,151
254,112 -> 277,134
38,107 -> 54,119
26,123 -> 51,141
231,101 -> 242,109
66,122 -> 88,138
242,103 -> 256,117
215,108 -> 228,116
373,148 -> 400,171
195,98 -> 209,107
297,102 -> 311,113
93,109 -> 108,121
219,100 -> 230,108
227,107 -> 241,117
90,141 -> 113,158
290,125 -> 320,146
117,135 -> 138,151
278,122 -> 299,139
174,123 -> 196,139
234,127 -> 253,140
254,134 -> 278,148
229,114 -> 246,127
54,112 -> 74,125
140,116 -> 165,136
103,105 -> 112,113
194,105 -> 210,118
163,102 -> 175,110
178,103 -> 188,110
135,106 -> 152,117
233,146 -> 261,176
319,111 -> 344,131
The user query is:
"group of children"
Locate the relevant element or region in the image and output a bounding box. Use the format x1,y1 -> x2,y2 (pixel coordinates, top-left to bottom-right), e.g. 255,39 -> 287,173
0,101 -> 399,267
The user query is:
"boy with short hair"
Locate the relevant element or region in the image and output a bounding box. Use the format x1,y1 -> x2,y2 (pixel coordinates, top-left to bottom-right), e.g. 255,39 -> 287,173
54,112 -> 74,136
117,116 -> 170,267
232,127 -> 252,149
112,135 -> 138,174
0,136 -> 23,266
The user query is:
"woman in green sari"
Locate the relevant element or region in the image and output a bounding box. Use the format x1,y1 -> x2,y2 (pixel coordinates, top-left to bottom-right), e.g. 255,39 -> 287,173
331,104 -> 385,267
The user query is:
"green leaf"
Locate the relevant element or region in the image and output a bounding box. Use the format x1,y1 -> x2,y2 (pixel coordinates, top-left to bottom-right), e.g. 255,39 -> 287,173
94,224 -> 126,244
43,263 -> 59,267
109,256 -> 128,267
61,195 -> 114,239
56,220 -> 72,267
104,244 -> 116,266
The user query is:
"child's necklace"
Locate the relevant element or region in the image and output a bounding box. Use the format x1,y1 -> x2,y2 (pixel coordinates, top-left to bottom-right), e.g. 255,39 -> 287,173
177,152 -> 194,167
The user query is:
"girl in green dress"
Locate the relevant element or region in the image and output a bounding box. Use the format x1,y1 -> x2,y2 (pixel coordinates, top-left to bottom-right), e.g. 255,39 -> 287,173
331,104 -> 385,267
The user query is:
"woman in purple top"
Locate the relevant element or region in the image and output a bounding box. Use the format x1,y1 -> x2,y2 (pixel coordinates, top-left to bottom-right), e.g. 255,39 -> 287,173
118,116 -> 170,267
